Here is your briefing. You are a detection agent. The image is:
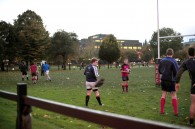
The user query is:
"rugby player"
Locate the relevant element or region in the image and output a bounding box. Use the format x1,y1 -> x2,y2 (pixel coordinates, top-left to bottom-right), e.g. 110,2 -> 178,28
158,48 -> 179,116
84,58 -> 103,107
176,47 -> 195,126
120,59 -> 131,93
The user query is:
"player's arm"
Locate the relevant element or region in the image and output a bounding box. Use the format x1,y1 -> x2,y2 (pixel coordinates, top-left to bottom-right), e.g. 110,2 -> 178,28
93,66 -> 99,77
175,61 -> 187,91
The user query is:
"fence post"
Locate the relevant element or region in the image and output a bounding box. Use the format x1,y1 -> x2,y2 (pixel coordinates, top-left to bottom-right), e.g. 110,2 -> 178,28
16,83 -> 27,129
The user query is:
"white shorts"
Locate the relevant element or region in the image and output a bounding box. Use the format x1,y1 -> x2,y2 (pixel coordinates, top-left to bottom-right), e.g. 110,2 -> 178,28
86,81 -> 98,90
45,70 -> 49,74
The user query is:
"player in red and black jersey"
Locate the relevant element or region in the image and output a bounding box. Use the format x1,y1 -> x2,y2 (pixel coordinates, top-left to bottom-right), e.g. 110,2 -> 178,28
120,59 -> 131,92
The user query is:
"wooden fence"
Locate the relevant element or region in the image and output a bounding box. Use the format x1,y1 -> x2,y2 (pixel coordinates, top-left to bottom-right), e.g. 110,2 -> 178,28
0,83 -> 193,129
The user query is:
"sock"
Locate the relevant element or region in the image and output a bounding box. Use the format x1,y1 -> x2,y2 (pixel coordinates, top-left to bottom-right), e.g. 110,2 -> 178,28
160,98 -> 165,114
172,99 -> 178,115
126,85 -> 128,92
85,95 -> 90,106
96,96 -> 102,105
122,85 -> 125,92
190,118 -> 194,125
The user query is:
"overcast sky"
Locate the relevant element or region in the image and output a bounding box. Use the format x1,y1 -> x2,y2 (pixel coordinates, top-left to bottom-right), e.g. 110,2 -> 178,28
0,0 -> 195,42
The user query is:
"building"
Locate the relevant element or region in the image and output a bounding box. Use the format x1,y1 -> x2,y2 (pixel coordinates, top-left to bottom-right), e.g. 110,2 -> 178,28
80,34 -> 142,50
184,38 -> 195,47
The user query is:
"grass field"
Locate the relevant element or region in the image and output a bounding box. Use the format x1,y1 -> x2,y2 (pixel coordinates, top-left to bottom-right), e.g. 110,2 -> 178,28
0,65 -> 192,129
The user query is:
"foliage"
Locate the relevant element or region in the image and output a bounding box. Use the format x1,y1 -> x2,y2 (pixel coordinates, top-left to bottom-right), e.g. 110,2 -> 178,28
47,30 -> 79,69
0,21 -> 17,71
14,10 -> 49,63
123,50 -> 138,62
150,27 -> 183,58
99,34 -> 120,68
141,45 -> 153,62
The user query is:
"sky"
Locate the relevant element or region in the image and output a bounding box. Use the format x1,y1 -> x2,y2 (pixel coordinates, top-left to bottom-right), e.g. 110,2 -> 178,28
0,0 -> 195,42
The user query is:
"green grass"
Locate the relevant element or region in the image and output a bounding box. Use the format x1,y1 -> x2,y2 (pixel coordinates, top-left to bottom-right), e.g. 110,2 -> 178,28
0,66 -> 192,129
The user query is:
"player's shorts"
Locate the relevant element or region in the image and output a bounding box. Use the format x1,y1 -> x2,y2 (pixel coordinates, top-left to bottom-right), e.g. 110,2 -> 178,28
161,81 -> 175,92
191,83 -> 195,94
22,71 -> 27,75
122,76 -> 129,81
86,81 -> 98,91
45,70 -> 49,74
31,73 -> 37,76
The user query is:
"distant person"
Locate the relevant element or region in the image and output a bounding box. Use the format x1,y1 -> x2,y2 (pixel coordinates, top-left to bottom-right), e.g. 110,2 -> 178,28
176,47 -> 195,126
43,62 -> 51,81
30,62 -> 37,84
159,48 -> 179,116
84,58 -> 103,107
41,63 -> 44,76
20,62 -> 28,81
120,59 -> 131,93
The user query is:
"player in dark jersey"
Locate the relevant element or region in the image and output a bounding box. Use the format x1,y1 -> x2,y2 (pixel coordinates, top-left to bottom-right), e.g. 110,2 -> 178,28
84,58 -> 103,107
20,62 -> 28,81
158,48 -> 179,116
120,59 -> 131,92
176,47 -> 195,126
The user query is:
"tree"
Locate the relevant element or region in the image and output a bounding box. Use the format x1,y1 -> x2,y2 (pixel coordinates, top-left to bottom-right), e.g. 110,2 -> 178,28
99,34 -> 120,68
141,46 -> 153,62
123,51 -> 138,62
0,21 -> 17,71
14,10 -> 49,65
48,30 -> 79,70
150,27 -> 183,58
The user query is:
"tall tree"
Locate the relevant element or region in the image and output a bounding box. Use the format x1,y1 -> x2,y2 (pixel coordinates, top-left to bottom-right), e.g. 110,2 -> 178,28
0,21 -> 16,71
48,30 -> 79,70
123,51 -> 138,62
150,27 -> 183,58
14,10 -> 49,65
99,34 -> 120,68
141,45 -> 153,62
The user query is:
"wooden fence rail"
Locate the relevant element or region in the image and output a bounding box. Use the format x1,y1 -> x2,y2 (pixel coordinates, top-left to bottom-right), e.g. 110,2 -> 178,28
0,83 -> 193,129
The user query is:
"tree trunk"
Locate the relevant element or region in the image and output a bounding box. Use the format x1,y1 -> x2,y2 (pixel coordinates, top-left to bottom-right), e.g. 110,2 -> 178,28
64,61 -> 66,70
1,61 -> 5,71
107,63 -> 109,69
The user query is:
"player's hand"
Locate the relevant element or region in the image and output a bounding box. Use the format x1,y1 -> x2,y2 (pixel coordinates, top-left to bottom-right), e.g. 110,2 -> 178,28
175,83 -> 180,92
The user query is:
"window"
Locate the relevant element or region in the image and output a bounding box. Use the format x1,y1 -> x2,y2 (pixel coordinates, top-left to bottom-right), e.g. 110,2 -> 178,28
124,46 -> 128,49
138,47 -> 141,49
133,47 -> 137,50
129,47 -> 132,49
95,40 -> 101,42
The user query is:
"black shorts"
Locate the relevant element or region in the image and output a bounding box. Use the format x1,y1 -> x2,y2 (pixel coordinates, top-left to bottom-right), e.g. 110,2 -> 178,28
22,72 -> 27,75
191,83 -> 195,94
122,76 -> 129,81
31,73 -> 37,76
161,81 -> 175,92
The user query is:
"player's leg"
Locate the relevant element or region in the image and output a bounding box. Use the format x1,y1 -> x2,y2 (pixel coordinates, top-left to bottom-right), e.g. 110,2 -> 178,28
94,89 -> 103,106
47,71 -> 51,81
189,86 -> 195,125
121,77 -> 125,92
189,94 -> 195,126
171,91 -> 178,116
22,72 -> 24,81
85,82 -> 92,107
26,73 -> 28,80
160,91 -> 167,114
125,77 -> 129,92
86,89 -> 92,106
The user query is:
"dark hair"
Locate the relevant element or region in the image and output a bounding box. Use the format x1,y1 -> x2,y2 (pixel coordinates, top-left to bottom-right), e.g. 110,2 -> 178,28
91,58 -> 98,63
166,48 -> 174,56
188,47 -> 195,56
